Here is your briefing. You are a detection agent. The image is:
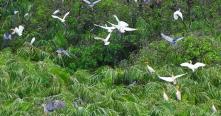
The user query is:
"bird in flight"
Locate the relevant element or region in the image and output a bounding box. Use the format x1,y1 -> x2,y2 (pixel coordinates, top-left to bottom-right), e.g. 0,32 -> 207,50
173,9 -> 183,20
108,15 -> 137,33
160,33 -> 184,45
158,73 -> 186,84
180,61 -> 206,72
51,11 -> 70,23
94,32 -> 112,45
82,0 -> 102,7
11,25 -> 24,36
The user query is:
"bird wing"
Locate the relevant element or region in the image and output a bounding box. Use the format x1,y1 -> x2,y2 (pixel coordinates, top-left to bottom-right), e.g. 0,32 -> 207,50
52,15 -> 62,21
174,10 -> 183,20
30,37 -> 35,45
104,32 -> 111,41
147,65 -> 155,73
174,37 -> 184,42
113,15 -> 120,23
194,62 -> 206,68
18,25 -> 24,31
83,0 -> 91,4
63,12 -> 70,20
124,27 -> 137,31
159,76 -> 173,82
174,73 -> 186,79
161,33 -> 173,43
94,36 -> 104,41
180,62 -> 192,68
93,0 -> 101,4
107,21 -> 118,27
53,9 -> 60,15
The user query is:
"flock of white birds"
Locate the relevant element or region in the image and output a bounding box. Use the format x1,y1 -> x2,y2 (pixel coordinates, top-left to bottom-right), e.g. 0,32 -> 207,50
1,0 -> 217,114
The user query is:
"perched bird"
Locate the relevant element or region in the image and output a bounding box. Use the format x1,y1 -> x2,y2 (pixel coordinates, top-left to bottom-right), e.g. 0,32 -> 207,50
94,32 -> 111,45
3,32 -> 12,40
211,104 -> 217,113
30,37 -> 35,45
161,33 -> 184,45
53,9 -> 60,15
158,73 -> 186,84
180,61 -> 206,72
11,25 -> 24,36
51,11 -> 70,23
173,9 -> 183,20
94,24 -> 116,33
163,91 -> 169,101
176,88 -> 181,101
42,100 -> 65,113
147,65 -> 155,74
82,0 -> 102,7
56,48 -> 71,57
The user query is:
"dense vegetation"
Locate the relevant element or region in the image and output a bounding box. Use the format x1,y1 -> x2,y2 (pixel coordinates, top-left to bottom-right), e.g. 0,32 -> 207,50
0,0 -> 221,115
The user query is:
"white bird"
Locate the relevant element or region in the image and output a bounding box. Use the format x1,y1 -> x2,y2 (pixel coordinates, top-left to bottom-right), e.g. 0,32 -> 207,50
211,104 -> 217,113
163,91 -> 169,101
161,33 -> 184,45
173,9 -> 183,20
108,21 -> 136,33
82,0 -> 102,7
30,37 -> 35,45
147,65 -> 155,74
158,73 -> 186,84
94,24 -> 116,33
51,11 -> 70,23
11,25 -> 24,36
180,61 -> 206,72
113,15 -> 129,27
176,88 -> 181,101
53,9 -> 60,15
94,32 -> 111,45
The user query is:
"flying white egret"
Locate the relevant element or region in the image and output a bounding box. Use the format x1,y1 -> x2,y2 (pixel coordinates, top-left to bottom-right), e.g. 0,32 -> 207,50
94,24 -> 116,32
30,37 -> 35,45
94,32 -> 111,45
180,61 -> 206,72
11,25 -> 24,36
163,91 -> 169,101
113,15 -> 129,27
51,11 -> 70,23
158,73 -> 186,84
211,104 -> 217,113
161,33 -> 184,45
82,0 -> 102,7
147,65 -> 155,74
108,21 -> 136,33
42,100 -> 65,113
176,88 -> 181,101
173,9 -> 183,20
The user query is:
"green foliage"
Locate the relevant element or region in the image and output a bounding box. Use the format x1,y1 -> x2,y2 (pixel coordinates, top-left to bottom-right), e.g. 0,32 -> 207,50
0,0 -> 221,115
